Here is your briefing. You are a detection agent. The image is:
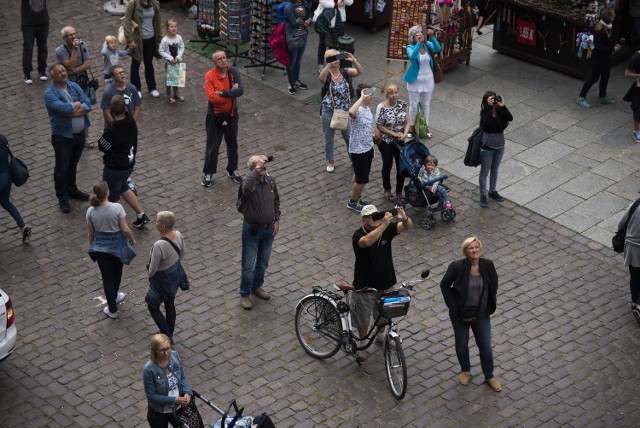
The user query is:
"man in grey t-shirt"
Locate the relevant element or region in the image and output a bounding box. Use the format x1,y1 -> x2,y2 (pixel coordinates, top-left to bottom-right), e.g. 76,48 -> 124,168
101,65 -> 141,127
55,25 -> 92,88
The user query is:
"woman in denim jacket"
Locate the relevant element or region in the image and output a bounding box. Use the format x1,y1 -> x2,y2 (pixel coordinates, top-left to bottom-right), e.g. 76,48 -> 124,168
143,333 -> 192,427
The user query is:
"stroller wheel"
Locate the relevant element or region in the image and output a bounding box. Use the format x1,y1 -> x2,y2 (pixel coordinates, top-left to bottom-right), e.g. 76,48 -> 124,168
450,209 -> 456,219
421,218 -> 432,230
441,210 -> 451,222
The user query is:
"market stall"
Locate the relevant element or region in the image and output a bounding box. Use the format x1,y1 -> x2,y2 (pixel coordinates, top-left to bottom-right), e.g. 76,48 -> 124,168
491,0 -> 629,79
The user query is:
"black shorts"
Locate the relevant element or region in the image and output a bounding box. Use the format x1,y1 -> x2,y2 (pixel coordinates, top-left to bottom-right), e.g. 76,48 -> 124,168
350,148 -> 374,184
634,107 -> 640,123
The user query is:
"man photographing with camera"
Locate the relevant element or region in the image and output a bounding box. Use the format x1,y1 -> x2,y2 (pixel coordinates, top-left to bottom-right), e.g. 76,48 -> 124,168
55,26 -> 92,88
351,204 -> 412,362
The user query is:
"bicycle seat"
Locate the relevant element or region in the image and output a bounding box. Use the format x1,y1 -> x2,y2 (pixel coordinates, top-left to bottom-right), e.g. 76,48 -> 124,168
334,280 -> 355,292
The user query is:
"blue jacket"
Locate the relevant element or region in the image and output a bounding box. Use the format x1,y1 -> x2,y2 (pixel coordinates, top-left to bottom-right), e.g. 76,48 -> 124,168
284,0 -> 310,41
88,231 -> 136,265
143,351 -> 192,413
44,81 -> 92,138
402,38 -> 442,84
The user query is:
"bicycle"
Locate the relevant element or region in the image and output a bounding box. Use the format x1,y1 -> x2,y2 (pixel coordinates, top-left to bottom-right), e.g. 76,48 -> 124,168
294,269 -> 430,400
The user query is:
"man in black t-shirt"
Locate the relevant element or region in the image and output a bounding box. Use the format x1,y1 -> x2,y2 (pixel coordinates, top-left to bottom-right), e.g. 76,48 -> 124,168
351,204 -> 412,361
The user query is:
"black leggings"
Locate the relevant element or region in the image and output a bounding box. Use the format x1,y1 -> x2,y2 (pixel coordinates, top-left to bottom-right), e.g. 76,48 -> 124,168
579,58 -> 611,99
378,142 -> 404,194
630,265 -> 640,305
147,407 -> 177,428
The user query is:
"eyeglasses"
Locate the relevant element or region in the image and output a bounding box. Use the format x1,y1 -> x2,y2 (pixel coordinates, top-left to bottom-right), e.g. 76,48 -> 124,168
157,347 -> 171,353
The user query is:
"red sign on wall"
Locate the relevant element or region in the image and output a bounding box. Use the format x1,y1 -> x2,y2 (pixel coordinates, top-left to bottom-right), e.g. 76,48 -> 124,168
516,19 -> 537,47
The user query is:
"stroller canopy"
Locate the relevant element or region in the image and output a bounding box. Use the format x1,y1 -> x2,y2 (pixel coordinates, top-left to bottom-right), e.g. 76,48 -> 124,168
399,139 -> 430,178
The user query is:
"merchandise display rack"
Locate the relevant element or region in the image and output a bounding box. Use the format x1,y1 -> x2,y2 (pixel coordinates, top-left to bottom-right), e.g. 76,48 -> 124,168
191,0 -> 221,51
219,0 -> 253,65
245,0 -> 285,79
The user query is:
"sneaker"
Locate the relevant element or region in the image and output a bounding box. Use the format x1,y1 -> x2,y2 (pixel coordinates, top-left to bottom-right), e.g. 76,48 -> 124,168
252,288 -> 271,300
347,199 -> 363,212
133,213 -> 150,228
240,297 -> 253,310
576,97 -> 591,108
599,97 -> 615,105
295,81 -> 308,90
69,190 -> 90,201
116,292 -> 126,304
634,131 -> 640,144
459,372 -> 471,385
287,86 -> 296,95
229,170 -> 242,184
22,226 -> 32,243
138,91 -> 143,100
150,89 -> 160,98
632,306 -> 640,325
479,195 -> 488,208
488,191 -> 504,202
39,72 -> 48,81
357,196 -> 370,206
444,200 -> 453,210
326,163 -> 335,173
486,377 -> 502,392
425,132 -> 433,139
476,30 -> 483,35
201,174 -> 212,187
24,74 -> 33,85
355,350 -> 367,362
103,306 -> 117,319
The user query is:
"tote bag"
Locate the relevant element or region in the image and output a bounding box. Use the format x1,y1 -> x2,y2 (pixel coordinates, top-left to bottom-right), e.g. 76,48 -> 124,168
414,102 -> 429,140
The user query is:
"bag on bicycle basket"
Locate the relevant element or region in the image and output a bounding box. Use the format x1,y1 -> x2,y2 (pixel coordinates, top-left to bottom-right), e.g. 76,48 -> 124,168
378,292 -> 411,318
173,397 -> 204,428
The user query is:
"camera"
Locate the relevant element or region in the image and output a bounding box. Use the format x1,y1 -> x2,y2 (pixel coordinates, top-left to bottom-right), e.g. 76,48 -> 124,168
326,52 -> 347,63
493,95 -> 502,103
370,209 -> 398,221
362,87 -> 376,96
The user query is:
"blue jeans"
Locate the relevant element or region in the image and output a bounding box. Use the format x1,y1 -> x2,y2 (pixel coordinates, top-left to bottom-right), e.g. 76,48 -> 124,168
21,23 -> 49,76
0,171 -> 25,229
240,221 -> 274,297
478,146 -> 504,196
451,313 -> 494,380
51,132 -> 86,201
321,106 -> 351,163
286,33 -> 307,86
430,184 -> 449,211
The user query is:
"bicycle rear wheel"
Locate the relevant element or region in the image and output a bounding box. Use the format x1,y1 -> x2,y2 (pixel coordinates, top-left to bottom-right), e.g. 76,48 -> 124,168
294,295 -> 342,359
384,335 -> 407,399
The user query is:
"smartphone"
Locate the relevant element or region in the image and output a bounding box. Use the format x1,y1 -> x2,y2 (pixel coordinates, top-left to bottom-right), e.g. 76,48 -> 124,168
370,209 -> 398,221
363,87 -> 376,96
335,52 -> 347,61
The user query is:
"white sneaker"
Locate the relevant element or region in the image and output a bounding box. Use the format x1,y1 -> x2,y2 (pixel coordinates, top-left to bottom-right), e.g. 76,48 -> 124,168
150,89 -> 160,98
634,131 -> 640,143
24,75 -> 33,85
39,73 -> 48,81
138,91 -> 143,100
116,292 -> 126,304
103,306 -> 117,319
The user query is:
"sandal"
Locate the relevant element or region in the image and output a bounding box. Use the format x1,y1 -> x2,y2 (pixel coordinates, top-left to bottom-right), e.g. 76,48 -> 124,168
166,96 -> 176,104
174,95 -> 185,102
384,192 -> 395,202
84,141 -> 95,149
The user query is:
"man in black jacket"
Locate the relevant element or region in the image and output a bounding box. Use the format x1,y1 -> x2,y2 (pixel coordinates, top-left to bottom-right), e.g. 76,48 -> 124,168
98,95 -> 149,228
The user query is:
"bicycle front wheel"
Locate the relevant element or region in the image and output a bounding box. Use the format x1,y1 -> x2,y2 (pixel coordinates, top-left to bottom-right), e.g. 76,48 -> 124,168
385,335 -> 407,399
294,295 -> 342,359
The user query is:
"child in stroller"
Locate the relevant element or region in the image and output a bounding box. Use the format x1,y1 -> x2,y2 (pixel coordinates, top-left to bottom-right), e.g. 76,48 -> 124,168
417,155 -> 453,212
399,136 -> 456,230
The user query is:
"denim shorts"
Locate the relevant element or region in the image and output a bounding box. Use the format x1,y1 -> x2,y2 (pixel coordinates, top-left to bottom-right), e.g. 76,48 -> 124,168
103,167 -> 132,202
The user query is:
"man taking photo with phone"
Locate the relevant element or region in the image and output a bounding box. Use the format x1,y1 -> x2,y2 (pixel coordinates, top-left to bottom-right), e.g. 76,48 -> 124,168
351,204 -> 412,362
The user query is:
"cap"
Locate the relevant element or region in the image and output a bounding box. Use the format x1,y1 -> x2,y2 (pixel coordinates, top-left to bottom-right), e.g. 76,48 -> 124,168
361,204 -> 378,217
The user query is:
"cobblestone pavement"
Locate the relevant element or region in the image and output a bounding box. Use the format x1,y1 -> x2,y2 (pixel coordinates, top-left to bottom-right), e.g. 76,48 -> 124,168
1,1 -> 640,427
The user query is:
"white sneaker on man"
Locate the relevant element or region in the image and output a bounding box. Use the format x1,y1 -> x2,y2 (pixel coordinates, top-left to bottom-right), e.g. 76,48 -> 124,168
150,89 -> 160,98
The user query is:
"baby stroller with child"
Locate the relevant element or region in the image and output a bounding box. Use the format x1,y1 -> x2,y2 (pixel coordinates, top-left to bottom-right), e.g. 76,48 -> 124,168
398,136 -> 456,230
172,390 -> 275,428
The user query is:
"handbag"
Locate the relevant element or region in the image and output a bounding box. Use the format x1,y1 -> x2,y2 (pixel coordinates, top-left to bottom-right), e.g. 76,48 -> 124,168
286,35 -> 305,51
414,102 -> 429,139
118,17 -> 138,45
433,61 -> 444,83
87,86 -> 97,105
6,146 -> 29,187
613,200 -> 640,253
373,126 -> 382,145
173,396 -> 204,428
459,306 -> 479,325
329,84 -> 349,131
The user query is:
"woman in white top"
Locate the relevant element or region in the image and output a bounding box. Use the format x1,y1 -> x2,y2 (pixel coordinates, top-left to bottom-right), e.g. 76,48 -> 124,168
87,181 -> 136,319
402,25 -> 441,139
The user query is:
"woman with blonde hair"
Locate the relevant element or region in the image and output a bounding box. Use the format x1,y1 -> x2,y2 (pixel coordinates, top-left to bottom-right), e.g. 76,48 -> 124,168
402,25 -> 441,138
87,181 -> 136,319
318,48 -> 362,172
375,83 -> 410,203
143,333 -> 192,427
440,236 -> 501,392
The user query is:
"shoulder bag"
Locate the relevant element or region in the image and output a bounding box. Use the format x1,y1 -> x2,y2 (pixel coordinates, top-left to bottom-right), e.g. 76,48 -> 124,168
6,145 -> 29,187
329,82 -> 349,131
613,200 -> 640,253
427,43 -> 444,83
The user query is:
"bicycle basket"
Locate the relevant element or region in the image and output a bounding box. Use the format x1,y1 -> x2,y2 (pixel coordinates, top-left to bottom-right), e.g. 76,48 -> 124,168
378,293 -> 411,318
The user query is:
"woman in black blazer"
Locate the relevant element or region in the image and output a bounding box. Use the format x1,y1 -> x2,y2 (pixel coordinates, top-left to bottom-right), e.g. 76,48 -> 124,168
440,236 -> 501,392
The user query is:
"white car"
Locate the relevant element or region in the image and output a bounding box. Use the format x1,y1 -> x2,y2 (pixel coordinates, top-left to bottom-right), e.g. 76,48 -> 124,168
0,288 -> 16,362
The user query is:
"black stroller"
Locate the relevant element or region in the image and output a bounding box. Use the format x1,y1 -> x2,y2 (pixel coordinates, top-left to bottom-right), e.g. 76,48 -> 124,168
399,137 -> 456,230
172,390 -> 275,428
